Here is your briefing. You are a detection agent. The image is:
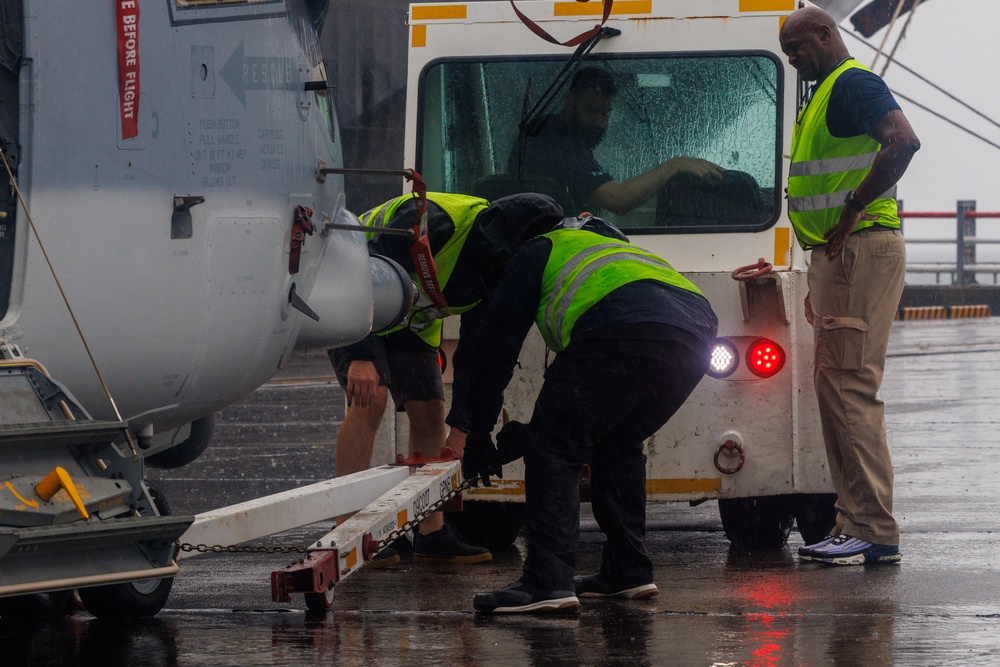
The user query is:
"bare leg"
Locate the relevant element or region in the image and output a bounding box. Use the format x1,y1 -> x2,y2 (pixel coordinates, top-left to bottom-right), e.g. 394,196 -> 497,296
404,398 -> 447,535
334,386 -> 389,525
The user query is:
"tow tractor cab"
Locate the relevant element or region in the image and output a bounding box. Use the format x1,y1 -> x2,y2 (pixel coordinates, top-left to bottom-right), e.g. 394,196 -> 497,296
402,0 -> 837,549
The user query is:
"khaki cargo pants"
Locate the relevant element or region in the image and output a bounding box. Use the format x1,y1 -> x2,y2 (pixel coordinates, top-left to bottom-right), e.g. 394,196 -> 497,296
807,228 -> 905,546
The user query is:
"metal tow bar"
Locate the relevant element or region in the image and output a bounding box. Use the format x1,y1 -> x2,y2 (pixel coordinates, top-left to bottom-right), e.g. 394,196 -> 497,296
270,451 -> 472,611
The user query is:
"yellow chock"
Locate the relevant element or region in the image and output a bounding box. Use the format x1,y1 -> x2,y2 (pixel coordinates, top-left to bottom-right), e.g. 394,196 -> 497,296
35,467 -> 90,520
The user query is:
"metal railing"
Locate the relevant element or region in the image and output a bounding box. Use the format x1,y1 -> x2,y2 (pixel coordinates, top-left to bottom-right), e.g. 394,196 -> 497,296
902,200 -> 1000,285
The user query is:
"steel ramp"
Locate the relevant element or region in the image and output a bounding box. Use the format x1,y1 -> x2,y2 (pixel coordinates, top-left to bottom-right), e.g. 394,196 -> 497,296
0,514 -> 192,596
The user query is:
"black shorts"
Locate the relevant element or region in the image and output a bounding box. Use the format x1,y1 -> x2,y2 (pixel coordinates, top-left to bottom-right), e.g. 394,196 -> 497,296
329,329 -> 444,410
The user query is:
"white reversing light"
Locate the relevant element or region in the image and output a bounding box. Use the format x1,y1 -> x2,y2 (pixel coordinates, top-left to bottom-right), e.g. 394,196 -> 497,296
708,339 -> 739,379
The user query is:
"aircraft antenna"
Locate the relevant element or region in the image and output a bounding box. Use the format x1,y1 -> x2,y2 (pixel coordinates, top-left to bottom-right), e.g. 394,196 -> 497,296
876,0 -> 924,78
870,0 -> 907,72
0,147 -> 139,458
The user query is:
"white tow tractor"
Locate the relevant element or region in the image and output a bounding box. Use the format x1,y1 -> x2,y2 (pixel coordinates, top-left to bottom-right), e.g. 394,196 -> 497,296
384,0 -> 846,550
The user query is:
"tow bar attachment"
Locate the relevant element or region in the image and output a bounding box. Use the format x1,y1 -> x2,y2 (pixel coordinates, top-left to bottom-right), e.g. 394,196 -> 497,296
271,455 -> 467,610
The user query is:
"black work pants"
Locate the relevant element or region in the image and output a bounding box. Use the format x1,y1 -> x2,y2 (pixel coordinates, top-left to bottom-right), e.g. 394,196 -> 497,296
520,336 -> 708,592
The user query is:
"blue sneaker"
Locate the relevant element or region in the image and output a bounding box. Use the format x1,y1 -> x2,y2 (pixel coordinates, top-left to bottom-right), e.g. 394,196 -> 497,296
811,534 -> 901,566
797,535 -> 836,562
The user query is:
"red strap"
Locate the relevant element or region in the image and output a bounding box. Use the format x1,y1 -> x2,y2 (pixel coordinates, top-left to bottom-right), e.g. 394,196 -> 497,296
508,0 -> 612,47
404,170 -> 449,310
289,205 -> 314,275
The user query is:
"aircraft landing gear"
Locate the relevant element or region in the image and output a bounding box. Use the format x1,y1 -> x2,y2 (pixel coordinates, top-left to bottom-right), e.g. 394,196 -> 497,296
145,414 -> 216,469
78,486 -> 176,620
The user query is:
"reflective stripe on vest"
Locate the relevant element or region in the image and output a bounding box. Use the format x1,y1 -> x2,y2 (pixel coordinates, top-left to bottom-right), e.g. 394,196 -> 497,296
536,229 -> 704,352
788,60 -> 900,249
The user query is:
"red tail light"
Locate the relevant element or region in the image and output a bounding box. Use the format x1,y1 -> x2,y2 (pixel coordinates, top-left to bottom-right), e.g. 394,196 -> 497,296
746,338 -> 785,378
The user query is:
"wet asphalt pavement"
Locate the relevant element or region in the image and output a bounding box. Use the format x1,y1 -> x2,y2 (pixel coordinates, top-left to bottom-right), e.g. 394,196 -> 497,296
4,318 -> 1000,665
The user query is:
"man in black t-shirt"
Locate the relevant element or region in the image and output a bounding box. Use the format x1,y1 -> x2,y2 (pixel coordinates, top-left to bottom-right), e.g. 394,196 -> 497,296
781,5 -> 920,567
516,66 -> 723,216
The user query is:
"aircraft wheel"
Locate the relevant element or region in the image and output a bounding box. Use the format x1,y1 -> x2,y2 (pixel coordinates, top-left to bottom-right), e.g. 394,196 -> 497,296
446,501 -> 525,551
791,493 -> 838,545
79,486 -> 176,620
79,577 -> 174,621
718,496 -> 794,551
145,414 -> 216,469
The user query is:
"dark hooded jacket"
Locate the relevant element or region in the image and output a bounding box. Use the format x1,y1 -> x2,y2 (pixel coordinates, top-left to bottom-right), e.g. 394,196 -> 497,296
339,192 -> 564,430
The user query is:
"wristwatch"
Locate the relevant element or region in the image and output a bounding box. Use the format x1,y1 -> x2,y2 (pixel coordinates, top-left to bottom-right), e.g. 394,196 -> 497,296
844,190 -> 866,213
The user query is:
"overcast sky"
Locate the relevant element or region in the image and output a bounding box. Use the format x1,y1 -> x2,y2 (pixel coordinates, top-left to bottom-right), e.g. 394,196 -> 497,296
848,1 -> 1000,218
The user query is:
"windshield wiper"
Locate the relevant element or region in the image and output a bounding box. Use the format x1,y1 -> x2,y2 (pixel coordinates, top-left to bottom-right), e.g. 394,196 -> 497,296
514,26 -> 621,180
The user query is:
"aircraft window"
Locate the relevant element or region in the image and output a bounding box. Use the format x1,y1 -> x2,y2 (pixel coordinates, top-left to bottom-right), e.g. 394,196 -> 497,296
170,0 -> 285,24
311,60 -> 339,146
175,0 -> 279,7
416,53 -> 782,234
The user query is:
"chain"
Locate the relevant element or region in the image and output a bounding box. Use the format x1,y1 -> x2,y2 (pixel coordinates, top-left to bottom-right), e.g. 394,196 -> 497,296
176,476 -> 479,557
177,542 -> 307,555
376,477 -> 477,551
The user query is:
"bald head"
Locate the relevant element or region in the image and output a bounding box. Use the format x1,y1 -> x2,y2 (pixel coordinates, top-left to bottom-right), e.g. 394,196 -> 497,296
779,6 -> 850,82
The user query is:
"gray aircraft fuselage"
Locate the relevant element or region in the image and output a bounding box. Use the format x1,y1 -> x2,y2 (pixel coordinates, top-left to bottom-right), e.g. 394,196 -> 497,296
0,0 -> 383,454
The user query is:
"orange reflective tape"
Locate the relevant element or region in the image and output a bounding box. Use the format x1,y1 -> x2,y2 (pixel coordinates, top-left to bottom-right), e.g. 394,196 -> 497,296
554,0 -> 650,16
411,24 -> 427,48
646,478 -> 722,494
773,227 -> 791,267
411,4 -> 467,20
397,509 -> 408,528
739,0 -> 795,11
345,547 -> 358,570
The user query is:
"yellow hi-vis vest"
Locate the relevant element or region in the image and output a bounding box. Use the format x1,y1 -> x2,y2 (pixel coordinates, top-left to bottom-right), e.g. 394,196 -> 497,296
536,229 -> 704,352
787,60 -> 899,249
362,192 -> 489,346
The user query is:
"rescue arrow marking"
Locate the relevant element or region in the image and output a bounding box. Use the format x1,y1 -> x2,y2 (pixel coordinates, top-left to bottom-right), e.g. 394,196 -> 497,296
4,481 -> 39,509
220,40 -> 299,106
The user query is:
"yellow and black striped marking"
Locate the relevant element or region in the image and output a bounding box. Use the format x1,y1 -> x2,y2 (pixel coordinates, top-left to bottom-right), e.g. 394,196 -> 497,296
896,306 -> 947,320
896,305 -> 991,320
949,304 -> 991,319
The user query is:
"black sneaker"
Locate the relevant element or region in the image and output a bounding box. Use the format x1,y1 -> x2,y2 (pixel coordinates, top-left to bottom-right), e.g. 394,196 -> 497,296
573,574 -> 658,599
364,546 -> 400,569
474,581 -> 580,614
413,524 -> 492,564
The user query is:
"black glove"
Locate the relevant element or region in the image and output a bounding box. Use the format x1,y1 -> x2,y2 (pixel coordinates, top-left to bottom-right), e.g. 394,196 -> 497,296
462,433 -> 503,487
496,420 -> 532,464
